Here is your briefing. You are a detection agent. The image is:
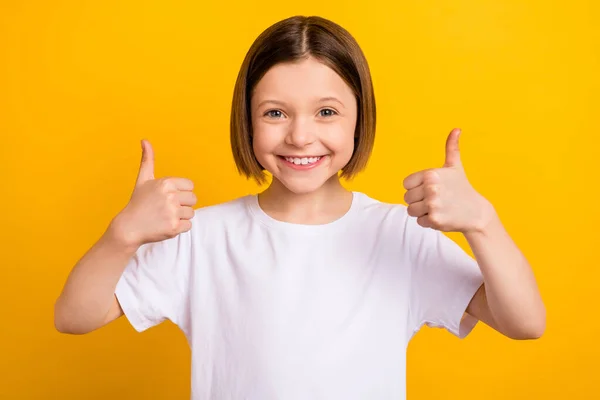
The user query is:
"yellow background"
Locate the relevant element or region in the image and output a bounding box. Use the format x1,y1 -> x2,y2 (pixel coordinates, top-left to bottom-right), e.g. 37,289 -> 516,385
1,0 -> 598,398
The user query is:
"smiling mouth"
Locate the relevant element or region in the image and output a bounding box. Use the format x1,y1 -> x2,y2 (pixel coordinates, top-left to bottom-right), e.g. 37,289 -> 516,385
279,155 -> 324,166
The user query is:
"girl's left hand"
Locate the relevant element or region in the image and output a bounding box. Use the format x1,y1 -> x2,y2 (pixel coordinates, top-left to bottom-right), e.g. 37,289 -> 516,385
402,128 -> 496,234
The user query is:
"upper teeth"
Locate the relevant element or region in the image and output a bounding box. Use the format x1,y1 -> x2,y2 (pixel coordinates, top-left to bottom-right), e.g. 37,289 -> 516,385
285,156 -> 321,165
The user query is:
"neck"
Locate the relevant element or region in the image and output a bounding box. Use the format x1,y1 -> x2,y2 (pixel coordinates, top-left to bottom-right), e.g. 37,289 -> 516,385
257,175 -> 353,225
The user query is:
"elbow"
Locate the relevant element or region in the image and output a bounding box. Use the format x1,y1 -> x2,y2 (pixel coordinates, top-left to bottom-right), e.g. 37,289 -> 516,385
508,309 -> 546,340
54,297 -> 107,335
53,299 -> 70,334
54,317 -> 75,335
530,325 -> 545,340
528,313 -> 547,339
526,303 -> 547,339
54,298 -> 82,335
512,323 -> 545,340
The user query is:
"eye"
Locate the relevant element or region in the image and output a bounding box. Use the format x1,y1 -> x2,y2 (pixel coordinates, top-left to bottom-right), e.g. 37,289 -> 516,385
319,108 -> 337,117
264,109 -> 284,119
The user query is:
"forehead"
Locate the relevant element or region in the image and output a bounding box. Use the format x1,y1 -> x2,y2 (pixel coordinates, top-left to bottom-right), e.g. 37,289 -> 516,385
251,57 -> 354,104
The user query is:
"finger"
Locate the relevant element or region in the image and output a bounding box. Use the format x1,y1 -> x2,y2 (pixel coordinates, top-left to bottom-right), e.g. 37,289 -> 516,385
178,206 -> 195,220
407,200 -> 428,218
444,128 -> 462,168
404,185 -> 425,205
417,215 -> 433,228
176,219 -> 192,234
173,177 -> 194,191
162,177 -> 194,191
177,191 -> 197,207
136,139 -> 155,186
403,170 -> 426,190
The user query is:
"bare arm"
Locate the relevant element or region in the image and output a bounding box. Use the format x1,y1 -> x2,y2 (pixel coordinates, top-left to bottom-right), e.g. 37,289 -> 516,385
464,208 -> 546,340
54,140 -> 196,335
54,216 -> 136,334
402,128 -> 545,340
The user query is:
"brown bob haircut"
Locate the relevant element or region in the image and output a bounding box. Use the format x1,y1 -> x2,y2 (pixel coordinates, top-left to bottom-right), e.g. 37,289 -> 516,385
230,15 -> 376,185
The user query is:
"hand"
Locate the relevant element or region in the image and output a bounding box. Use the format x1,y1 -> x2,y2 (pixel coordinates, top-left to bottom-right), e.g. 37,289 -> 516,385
110,140 -> 197,248
402,128 -> 494,233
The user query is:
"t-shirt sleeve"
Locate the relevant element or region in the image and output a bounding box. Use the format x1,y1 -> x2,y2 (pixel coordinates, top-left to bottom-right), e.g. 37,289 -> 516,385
114,230 -> 193,333
405,216 -> 484,339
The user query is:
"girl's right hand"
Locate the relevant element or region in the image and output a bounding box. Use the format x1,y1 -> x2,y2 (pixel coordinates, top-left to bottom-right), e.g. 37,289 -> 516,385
110,140 -> 197,249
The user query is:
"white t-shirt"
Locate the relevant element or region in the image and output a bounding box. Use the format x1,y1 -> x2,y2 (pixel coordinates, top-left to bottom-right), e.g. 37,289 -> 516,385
115,191 -> 484,400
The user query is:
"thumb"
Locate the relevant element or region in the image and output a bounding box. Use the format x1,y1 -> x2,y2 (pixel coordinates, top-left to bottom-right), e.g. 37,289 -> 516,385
443,128 -> 462,168
136,139 -> 155,186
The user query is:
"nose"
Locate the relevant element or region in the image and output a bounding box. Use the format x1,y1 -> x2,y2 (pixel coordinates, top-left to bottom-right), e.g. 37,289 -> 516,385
285,117 -> 316,148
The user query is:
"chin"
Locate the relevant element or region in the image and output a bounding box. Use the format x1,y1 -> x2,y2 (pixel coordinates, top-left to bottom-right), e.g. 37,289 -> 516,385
271,168 -> 345,195
275,177 -> 331,195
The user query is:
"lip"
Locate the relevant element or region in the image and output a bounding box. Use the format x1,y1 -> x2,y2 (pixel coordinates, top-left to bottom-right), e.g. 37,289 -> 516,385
280,155 -> 324,158
278,155 -> 326,170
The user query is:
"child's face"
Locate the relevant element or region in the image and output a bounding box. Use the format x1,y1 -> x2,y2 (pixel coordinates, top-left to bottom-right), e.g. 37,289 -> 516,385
250,56 -> 358,194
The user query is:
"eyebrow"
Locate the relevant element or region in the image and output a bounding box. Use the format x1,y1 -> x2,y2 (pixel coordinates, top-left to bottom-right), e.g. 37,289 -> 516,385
256,97 -> 345,109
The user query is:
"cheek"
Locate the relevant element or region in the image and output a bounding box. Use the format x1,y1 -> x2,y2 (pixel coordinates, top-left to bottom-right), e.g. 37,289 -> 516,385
326,119 -> 357,153
252,124 -> 284,157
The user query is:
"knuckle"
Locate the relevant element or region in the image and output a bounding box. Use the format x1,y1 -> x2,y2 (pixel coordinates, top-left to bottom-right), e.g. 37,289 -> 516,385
180,207 -> 190,220
162,203 -> 176,221
168,219 -> 180,234
422,170 -> 433,180
425,198 -> 438,209
423,170 -> 438,182
428,212 -> 442,226
426,184 -> 440,196
158,178 -> 171,191
157,178 -> 169,193
165,192 -> 177,203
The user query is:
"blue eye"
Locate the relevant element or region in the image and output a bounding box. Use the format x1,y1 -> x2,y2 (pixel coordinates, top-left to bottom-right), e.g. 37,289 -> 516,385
320,108 -> 337,117
265,110 -> 283,118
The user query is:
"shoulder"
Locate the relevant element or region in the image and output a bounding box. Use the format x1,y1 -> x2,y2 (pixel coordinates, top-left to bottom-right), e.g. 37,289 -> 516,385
193,195 -> 249,216
353,191 -> 410,225
351,191 -> 436,244
192,194 -> 251,222
188,194 -> 253,236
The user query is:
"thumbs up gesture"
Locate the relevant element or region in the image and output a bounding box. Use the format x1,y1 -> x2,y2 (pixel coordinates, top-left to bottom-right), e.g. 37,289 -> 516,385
113,140 -> 197,248
402,128 -> 494,234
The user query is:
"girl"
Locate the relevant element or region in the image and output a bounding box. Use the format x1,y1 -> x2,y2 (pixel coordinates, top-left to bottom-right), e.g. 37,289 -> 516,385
55,15 -> 545,400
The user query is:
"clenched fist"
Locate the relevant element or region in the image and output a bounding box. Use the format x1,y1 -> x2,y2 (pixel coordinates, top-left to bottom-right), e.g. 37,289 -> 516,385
111,140 -> 197,248
402,128 -> 494,234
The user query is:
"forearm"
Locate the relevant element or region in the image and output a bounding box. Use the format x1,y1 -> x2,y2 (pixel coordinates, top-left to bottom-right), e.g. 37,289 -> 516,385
54,217 -> 137,334
464,206 -> 546,339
